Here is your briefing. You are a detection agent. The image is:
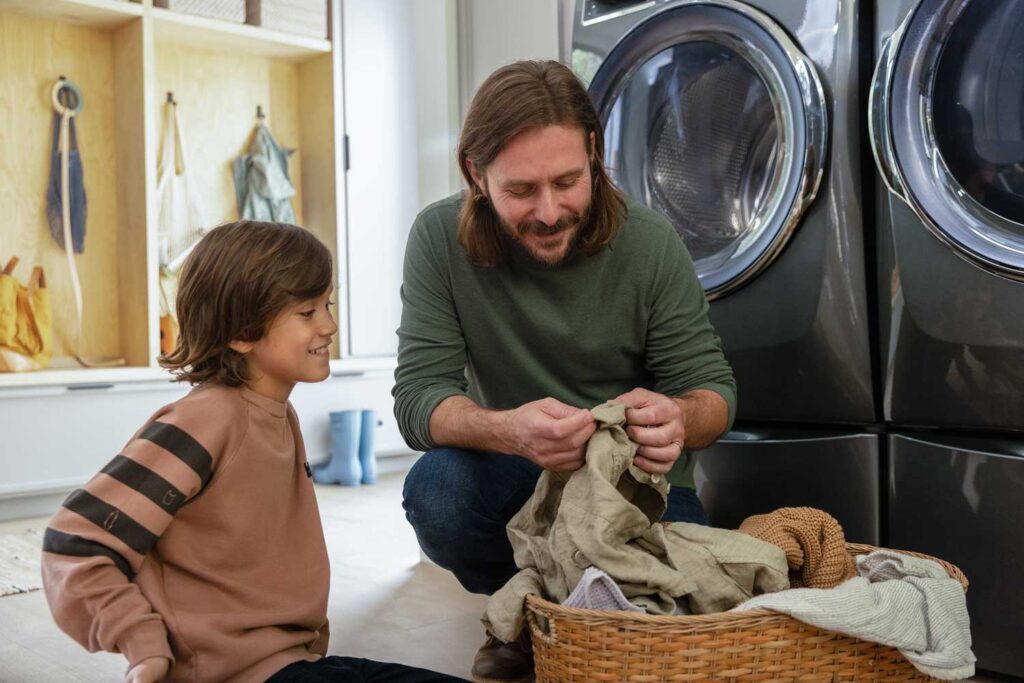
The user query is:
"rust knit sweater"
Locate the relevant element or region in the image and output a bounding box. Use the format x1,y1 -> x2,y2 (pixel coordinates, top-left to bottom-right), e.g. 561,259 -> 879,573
41,383 -> 330,682
738,507 -> 856,589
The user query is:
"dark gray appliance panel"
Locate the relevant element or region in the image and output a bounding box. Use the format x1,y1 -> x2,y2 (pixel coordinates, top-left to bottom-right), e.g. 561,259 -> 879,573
694,429 -> 879,544
888,432 -> 1024,677
873,0 -> 1024,430
884,197 -> 1024,429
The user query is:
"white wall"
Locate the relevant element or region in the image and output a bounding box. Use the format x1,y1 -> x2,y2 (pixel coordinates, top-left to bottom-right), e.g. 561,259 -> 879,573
344,1 -> 571,360
343,0 -> 459,358
457,0 -> 564,115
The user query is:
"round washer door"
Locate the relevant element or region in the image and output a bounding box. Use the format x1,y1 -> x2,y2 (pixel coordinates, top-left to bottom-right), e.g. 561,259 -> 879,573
589,0 -> 826,299
872,0 -> 1024,279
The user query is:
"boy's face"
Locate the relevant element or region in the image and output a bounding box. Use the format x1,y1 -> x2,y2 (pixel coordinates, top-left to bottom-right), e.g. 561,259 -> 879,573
233,288 -> 337,402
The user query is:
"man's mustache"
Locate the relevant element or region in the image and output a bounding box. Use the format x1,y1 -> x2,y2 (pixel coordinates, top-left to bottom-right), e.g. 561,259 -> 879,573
517,212 -> 582,237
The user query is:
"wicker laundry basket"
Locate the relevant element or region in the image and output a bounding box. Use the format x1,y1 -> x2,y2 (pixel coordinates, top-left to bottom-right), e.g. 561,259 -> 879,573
525,543 -> 969,682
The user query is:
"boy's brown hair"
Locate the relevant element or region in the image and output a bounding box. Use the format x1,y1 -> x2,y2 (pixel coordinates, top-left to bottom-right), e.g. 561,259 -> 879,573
457,60 -> 627,266
160,221 -> 333,386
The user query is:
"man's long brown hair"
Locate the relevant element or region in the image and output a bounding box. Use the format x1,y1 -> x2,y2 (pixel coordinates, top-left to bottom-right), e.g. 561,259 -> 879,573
159,221 -> 333,386
457,60 -> 626,266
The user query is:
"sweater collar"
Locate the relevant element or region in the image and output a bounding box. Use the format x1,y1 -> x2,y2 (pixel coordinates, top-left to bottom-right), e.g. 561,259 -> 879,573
240,385 -> 289,419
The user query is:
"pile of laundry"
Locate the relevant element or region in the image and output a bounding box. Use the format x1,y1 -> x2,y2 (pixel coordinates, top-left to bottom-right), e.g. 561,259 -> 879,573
485,402 -> 976,681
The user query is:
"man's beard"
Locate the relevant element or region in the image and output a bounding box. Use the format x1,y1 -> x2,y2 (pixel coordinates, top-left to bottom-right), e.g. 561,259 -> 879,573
500,206 -> 590,267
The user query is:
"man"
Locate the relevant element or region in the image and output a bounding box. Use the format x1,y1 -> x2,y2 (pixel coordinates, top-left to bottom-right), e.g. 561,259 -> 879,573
393,61 -> 735,683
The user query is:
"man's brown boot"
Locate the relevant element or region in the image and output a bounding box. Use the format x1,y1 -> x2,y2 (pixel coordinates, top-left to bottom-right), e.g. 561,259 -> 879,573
470,630 -> 535,683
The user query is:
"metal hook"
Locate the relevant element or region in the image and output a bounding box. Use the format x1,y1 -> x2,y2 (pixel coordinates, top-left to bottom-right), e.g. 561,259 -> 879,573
166,91 -> 176,106
256,105 -> 265,121
51,76 -> 83,117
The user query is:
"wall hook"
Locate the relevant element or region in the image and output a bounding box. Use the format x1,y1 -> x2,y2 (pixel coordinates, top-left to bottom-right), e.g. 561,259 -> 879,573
51,76 -> 83,116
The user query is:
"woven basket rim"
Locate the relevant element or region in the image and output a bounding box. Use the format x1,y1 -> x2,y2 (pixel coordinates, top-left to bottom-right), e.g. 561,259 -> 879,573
525,541 -> 968,628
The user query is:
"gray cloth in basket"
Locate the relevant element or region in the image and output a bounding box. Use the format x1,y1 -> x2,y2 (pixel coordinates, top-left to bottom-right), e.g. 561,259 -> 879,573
563,566 -> 644,613
733,549 -> 975,680
483,402 -> 789,643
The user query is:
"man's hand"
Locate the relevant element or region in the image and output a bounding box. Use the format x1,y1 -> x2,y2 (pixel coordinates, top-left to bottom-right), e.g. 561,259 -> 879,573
614,388 -> 687,475
125,657 -> 170,683
502,397 -> 596,471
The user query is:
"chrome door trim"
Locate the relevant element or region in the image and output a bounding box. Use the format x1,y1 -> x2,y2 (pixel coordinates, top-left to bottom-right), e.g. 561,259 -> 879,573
591,0 -> 827,299
869,0 -> 1024,280
868,13 -> 909,201
580,0 -> 657,27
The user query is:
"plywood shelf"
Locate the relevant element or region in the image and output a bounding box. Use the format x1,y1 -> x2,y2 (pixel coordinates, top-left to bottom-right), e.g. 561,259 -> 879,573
0,8 -> 152,369
0,0 -> 143,28
152,7 -> 330,61
0,355 -> 396,391
1,0 -> 370,389
0,363 -> 169,389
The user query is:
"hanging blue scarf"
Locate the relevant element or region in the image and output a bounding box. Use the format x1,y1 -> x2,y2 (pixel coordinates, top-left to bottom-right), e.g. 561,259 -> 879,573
46,113 -> 88,253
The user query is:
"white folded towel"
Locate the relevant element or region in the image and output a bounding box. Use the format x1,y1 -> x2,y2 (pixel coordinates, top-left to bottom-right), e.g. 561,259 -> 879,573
733,549 -> 975,680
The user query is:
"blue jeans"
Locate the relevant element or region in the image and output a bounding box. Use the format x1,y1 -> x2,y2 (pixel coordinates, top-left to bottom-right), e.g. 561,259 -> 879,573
402,447 -> 709,595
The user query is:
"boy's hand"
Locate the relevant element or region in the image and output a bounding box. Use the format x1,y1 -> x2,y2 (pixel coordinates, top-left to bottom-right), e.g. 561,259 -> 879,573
125,657 -> 170,683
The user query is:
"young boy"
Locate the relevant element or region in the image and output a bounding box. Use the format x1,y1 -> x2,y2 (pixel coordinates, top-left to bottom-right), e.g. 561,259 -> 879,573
41,222 -> 463,683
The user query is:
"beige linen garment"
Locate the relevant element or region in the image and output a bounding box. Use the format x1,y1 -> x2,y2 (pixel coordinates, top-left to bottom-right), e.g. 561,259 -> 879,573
483,402 -> 789,642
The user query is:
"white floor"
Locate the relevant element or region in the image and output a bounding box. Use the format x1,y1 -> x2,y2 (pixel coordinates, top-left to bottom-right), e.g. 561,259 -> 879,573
0,470 -> 1011,682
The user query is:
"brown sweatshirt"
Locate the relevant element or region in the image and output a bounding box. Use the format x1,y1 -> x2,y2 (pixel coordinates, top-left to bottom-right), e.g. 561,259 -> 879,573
41,382 -> 330,682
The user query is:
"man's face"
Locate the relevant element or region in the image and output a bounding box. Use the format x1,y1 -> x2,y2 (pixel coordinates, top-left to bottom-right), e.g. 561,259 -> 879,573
471,125 -> 594,266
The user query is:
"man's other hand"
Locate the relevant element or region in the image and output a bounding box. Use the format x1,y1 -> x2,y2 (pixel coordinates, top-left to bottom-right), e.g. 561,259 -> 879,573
503,397 -> 596,471
614,388 -> 686,475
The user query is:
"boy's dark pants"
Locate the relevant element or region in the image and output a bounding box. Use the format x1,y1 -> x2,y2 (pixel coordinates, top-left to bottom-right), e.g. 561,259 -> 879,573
267,656 -> 465,682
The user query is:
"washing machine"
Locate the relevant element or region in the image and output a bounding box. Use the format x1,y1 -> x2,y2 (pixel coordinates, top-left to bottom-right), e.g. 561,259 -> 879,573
872,0 -> 1024,675
573,0 -> 880,544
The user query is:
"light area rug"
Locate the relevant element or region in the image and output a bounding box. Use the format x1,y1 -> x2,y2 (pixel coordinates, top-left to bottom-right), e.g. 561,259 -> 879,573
0,527 -> 44,596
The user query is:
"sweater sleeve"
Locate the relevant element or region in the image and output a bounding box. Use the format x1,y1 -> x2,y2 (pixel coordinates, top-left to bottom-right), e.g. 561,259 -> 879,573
392,207 -> 470,451
646,221 -> 737,430
41,397 -> 235,668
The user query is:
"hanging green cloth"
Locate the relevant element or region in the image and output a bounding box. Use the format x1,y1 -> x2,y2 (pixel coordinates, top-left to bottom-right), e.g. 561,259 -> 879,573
232,121 -> 296,222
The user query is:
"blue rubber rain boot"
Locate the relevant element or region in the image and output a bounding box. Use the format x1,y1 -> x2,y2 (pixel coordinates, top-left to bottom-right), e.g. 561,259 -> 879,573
358,409 -> 378,484
313,410 -> 362,486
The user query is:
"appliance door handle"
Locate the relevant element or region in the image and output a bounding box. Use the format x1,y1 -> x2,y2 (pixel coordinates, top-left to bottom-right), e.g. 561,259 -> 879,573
890,432 -> 1024,461
868,31 -> 906,202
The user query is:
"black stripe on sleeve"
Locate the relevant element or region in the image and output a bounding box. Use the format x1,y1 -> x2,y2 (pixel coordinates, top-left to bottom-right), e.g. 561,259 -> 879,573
138,422 -> 213,489
61,489 -> 159,557
42,527 -> 135,579
100,455 -> 187,515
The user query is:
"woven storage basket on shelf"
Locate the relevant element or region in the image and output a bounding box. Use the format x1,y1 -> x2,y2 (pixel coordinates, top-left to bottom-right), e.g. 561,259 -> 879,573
526,543 -> 969,682
246,0 -> 328,39
155,0 -> 246,23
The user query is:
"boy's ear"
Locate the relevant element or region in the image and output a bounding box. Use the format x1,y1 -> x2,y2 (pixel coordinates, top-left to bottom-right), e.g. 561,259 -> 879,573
229,339 -> 253,354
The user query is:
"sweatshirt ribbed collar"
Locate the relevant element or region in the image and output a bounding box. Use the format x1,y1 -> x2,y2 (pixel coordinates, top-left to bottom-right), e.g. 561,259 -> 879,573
239,385 -> 289,419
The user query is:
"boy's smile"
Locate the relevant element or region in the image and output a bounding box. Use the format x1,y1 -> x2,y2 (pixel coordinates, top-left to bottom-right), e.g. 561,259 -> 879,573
231,287 -> 338,403
308,342 -> 331,357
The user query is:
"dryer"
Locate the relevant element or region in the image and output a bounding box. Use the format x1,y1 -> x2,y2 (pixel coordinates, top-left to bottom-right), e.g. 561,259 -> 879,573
872,0 -> 1024,675
573,0 -> 880,543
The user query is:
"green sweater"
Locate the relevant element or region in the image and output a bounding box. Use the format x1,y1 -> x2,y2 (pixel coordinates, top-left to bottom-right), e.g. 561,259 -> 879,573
393,193 -> 736,488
